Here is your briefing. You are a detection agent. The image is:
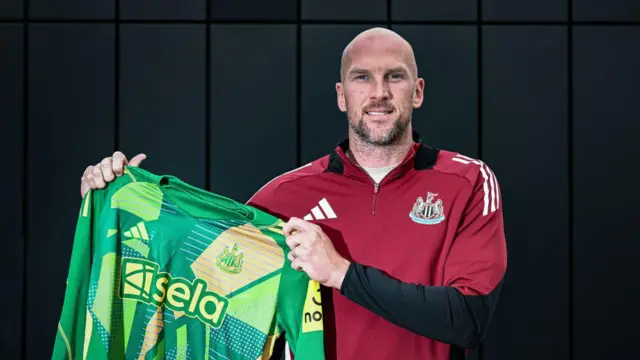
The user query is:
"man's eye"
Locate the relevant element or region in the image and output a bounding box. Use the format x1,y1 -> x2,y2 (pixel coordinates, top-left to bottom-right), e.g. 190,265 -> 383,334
354,75 -> 368,80
389,73 -> 403,80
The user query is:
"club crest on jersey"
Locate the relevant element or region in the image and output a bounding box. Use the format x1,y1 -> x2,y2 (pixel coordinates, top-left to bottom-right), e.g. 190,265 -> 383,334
409,192 -> 445,225
215,243 -> 244,274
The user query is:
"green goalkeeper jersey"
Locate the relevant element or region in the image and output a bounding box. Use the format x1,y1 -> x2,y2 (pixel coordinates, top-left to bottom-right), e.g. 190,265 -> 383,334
52,166 -> 325,360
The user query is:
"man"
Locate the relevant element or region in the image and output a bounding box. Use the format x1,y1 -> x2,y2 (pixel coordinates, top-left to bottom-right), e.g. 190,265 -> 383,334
80,28 -> 507,360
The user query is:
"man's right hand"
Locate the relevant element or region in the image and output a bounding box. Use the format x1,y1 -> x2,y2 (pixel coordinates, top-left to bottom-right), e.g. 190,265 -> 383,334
80,151 -> 147,198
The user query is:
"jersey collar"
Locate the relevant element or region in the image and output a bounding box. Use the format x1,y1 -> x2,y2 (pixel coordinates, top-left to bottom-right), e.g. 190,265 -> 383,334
325,130 -> 439,182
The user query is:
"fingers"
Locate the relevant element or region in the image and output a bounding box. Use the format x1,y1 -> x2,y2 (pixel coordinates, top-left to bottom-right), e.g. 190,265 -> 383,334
80,181 -> 90,198
80,165 -> 93,197
285,232 -> 302,250
81,150 -> 140,198
83,165 -> 97,189
283,217 -> 316,236
101,157 -> 115,182
112,151 -> 127,176
128,153 -> 147,167
291,258 -> 304,271
92,164 -> 106,189
288,245 -> 309,261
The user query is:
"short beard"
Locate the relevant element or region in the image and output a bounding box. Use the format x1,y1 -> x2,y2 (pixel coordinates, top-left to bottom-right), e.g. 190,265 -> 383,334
350,116 -> 408,146
347,101 -> 410,146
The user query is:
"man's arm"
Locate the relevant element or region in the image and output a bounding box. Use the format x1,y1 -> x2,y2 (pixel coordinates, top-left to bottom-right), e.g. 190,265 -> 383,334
340,265 -> 502,348
339,171 -> 507,349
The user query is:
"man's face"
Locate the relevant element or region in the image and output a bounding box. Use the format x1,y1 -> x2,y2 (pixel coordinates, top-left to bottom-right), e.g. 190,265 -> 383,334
336,39 -> 424,146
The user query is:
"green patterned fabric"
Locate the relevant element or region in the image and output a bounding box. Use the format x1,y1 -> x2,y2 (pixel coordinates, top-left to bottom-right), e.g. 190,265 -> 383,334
52,166 -> 325,360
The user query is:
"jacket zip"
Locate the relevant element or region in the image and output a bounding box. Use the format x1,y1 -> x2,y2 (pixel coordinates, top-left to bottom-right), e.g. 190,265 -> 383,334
372,183 -> 380,214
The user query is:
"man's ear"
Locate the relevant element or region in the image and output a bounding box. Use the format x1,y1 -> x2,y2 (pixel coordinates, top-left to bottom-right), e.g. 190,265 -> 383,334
412,78 -> 425,109
336,82 -> 347,112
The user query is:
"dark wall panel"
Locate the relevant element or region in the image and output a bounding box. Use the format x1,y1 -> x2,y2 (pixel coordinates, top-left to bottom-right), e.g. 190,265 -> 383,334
3,1 -> 637,359
573,26 -> 640,360
29,0 -> 114,19
394,25 -> 478,157
483,0 -> 568,21
300,24 -> 386,163
0,0 -> 22,18
120,24 -> 206,189
481,25 -> 569,360
210,0 -> 296,20
574,0 -> 640,21
0,24 -> 23,360
209,25 -> 297,203
120,0 -> 205,20
302,0 -> 386,20
27,24 -> 115,360
391,0 -> 477,21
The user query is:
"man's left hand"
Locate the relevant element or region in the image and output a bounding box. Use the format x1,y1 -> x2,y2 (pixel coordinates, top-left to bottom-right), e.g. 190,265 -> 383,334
283,217 -> 351,289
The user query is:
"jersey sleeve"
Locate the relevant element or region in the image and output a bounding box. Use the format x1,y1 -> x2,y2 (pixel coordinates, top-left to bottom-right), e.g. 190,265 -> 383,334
52,188 -> 106,360
275,268 -> 325,360
444,163 -> 507,296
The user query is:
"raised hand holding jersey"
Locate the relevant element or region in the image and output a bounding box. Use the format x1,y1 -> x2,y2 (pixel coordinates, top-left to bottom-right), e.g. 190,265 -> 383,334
52,166 -> 324,360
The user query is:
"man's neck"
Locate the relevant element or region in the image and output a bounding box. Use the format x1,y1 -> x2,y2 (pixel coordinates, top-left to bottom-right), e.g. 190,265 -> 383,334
347,130 -> 413,168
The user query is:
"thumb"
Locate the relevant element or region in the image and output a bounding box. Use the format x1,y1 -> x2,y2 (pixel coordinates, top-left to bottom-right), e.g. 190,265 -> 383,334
128,153 -> 147,167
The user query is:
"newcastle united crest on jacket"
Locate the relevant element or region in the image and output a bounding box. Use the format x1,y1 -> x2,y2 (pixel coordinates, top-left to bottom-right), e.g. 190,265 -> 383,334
409,192 -> 445,225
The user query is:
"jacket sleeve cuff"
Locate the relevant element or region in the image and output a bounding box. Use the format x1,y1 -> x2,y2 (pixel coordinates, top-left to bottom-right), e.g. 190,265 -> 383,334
339,262 -> 357,296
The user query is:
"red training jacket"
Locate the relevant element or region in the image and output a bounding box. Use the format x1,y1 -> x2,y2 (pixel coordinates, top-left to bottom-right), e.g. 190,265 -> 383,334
247,131 -> 507,360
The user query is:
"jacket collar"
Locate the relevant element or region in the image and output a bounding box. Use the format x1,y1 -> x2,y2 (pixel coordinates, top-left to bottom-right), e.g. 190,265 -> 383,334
325,131 -> 439,182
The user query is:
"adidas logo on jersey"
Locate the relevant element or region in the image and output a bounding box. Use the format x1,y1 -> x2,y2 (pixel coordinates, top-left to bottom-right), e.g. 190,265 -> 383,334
303,198 -> 337,221
121,221 -> 151,257
123,221 -> 149,241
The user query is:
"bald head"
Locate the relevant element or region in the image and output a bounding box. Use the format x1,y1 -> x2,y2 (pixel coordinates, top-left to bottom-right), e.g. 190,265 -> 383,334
340,27 -> 418,82
335,28 -> 426,148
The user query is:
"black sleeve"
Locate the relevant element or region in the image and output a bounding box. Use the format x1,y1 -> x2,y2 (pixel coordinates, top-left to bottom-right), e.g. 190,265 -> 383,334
339,262 -> 503,348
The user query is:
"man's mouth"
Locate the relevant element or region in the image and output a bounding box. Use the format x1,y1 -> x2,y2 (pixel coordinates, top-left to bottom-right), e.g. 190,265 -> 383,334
365,109 -> 393,116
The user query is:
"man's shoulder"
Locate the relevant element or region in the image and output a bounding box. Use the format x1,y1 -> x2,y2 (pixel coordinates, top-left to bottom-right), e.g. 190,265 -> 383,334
432,150 -> 499,188
246,155 -> 330,207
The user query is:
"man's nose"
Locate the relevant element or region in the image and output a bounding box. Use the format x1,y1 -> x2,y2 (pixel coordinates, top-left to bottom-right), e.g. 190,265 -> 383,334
370,80 -> 391,100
